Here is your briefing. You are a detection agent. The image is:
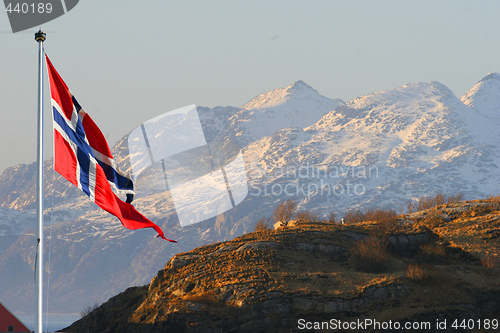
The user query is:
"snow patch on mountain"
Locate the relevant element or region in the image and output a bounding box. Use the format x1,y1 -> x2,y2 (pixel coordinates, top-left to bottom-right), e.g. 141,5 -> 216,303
223,81 -> 344,147
0,207 -> 34,236
243,80 -> 340,110
461,73 -> 500,120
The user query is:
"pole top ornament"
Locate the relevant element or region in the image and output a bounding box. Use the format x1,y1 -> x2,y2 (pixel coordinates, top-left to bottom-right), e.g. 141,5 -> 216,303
35,28 -> 46,42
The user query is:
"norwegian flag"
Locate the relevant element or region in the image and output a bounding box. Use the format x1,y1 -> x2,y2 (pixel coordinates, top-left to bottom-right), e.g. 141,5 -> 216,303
46,55 -> 175,242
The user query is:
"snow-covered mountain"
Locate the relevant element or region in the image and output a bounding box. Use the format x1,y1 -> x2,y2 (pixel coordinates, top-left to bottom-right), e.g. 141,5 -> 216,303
1,76 -> 499,314
460,73 -> 500,119
243,80 -> 500,215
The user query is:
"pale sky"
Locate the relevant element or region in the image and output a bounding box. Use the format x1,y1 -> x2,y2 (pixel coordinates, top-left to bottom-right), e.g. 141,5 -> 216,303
1,1 -> 500,173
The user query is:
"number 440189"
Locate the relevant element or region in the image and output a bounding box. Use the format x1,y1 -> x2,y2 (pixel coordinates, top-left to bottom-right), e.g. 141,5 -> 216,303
5,3 -> 53,14
452,319 -> 498,330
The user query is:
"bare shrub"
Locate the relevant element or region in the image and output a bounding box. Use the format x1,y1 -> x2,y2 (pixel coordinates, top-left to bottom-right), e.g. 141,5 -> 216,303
272,199 -> 298,226
406,199 -> 416,214
415,243 -> 447,264
481,255 -> 497,275
434,193 -> 446,206
486,195 -> 500,212
364,208 -> 401,234
363,208 -> 398,223
348,237 -> 390,273
343,208 -> 399,232
376,220 -> 402,235
447,193 -> 464,204
344,210 -> 364,224
407,263 -> 430,281
296,211 -> 320,222
487,194 -> 500,203
327,211 -> 337,223
80,302 -> 100,318
411,193 -> 464,213
421,210 -> 445,228
417,196 -> 436,211
254,217 -> 272,231
406,263 -> 444,286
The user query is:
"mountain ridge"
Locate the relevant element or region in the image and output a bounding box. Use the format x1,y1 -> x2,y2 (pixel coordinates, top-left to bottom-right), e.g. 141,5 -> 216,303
242,80 -> 339,110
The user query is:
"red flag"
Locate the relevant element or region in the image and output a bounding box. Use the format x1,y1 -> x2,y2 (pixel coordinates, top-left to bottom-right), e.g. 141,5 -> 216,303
46,55 -> 176,242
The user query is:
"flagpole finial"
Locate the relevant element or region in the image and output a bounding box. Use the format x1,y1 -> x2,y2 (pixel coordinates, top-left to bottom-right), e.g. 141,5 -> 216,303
34,28 -> 46,43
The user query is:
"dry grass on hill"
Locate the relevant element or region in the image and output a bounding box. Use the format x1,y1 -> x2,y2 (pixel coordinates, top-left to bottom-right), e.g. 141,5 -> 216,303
141,199 -> 499,326
67,197 -> 500,333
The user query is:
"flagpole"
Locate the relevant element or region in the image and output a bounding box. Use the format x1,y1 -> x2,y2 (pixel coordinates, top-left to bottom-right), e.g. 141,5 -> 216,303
34,28 -> 46,333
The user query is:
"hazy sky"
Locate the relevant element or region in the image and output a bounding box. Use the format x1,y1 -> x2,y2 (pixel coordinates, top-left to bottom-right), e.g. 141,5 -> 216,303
1,1 -> 500,173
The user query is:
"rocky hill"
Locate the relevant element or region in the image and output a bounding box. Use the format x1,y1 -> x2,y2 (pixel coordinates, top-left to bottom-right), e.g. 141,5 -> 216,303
63,198 -> 500,333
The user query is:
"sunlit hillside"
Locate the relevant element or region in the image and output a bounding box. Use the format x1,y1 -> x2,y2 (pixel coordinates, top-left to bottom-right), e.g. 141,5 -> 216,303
66,196 -> 500,333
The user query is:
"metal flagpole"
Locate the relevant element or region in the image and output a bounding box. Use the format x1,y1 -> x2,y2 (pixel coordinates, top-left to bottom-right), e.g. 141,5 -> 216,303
34,28 -> 46,333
